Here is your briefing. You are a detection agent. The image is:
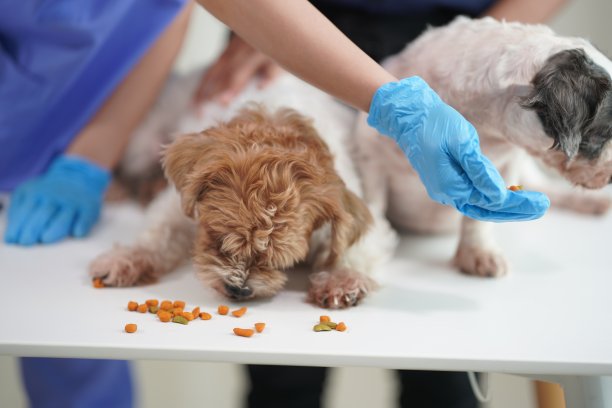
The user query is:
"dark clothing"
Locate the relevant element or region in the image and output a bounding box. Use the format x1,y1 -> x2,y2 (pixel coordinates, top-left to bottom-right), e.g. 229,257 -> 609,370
310,0 -> 488,62
310,0 -> 495,15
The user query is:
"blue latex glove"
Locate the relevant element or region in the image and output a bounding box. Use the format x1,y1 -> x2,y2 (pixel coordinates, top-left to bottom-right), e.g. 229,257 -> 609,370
368,77 -> 550,222
4,155 -> 110,245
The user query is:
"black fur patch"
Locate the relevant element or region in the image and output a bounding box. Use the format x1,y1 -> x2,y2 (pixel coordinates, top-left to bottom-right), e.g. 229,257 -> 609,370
520,48 -> 612,159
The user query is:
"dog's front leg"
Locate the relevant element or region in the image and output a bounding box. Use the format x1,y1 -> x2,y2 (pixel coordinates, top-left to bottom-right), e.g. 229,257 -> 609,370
453,216 -> 508,277
89,188 -> 195,286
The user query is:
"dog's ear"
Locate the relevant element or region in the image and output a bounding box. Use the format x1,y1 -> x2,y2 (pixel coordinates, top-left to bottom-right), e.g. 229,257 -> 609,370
316,186 -> 373,268
520,48 -> 612,159
162,131 -> 218,218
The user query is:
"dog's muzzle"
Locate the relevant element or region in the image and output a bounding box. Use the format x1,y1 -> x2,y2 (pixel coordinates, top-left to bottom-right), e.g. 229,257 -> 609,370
224,283 -> 253,299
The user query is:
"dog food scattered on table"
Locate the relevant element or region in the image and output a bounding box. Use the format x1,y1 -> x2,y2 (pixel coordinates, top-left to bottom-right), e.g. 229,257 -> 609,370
125,324 -> 137,333
314,316 -> 346,332
127,301 -> 138,312
508,185 -> 523,191
93,278 -> 105,288
218,305 -> 229,315
232,307 -> 247,317
254,323 -> 266,333
233,328 -> 255,337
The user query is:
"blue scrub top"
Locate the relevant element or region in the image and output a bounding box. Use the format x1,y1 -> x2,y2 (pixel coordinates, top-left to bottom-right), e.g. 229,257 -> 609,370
0,0 -> 185,192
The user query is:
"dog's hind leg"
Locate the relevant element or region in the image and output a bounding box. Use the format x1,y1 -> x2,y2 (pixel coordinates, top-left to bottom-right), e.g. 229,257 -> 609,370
89,188 -> 195,286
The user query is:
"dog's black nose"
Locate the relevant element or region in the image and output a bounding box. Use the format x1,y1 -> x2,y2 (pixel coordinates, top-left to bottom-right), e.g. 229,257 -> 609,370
224,283 -> 253,299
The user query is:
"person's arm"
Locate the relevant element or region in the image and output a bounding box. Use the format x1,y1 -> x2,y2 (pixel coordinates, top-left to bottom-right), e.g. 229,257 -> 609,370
197,0 -> 395,112
68,2 -> 193,170
483,0 -> 567,23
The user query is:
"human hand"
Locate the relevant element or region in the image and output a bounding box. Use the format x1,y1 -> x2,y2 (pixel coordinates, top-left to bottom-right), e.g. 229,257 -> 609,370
368,76 -> 550,222
193,34 -> 283,107
4,155 -> 111,245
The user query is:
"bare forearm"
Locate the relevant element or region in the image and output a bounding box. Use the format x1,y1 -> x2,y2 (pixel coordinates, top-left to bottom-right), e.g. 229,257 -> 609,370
68,2 -> 193,169
197,0 -> 396,112
484,0 -> 567,23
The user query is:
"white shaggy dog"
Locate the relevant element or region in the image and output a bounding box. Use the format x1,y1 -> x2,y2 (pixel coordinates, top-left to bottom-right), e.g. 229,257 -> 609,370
90,71 -> 398,308
355,17 -> 612,277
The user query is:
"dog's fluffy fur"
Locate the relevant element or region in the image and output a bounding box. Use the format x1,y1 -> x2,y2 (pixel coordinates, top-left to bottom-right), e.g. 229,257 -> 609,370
90,74 -> 397,308
355,17 -> 612,277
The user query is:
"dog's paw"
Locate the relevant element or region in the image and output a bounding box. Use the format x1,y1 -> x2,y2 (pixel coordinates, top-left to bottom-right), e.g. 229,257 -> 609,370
308,269 -> 378,309
453,246 -> 508,278
89,246 -> 157,287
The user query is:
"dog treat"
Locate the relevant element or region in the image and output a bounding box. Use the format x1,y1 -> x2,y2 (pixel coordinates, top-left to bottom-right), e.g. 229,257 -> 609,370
173,300 -> 186,309
137,304 -> 148,313
93,278 -> 105,288
319,315 -> 330,323
233,328 -> 255,337
192,307 -> 200,317
218,305 -> 229,315
335,322 -> 347,332
182,312 -> 195,321
148,305 -> 159,314
172,316 -> 189,325
157,311 -> 172,322
313,324 -> 332,332
254,323 -> 266,333
160,300 -> 173,311
199,312 -> 212,320
321,321 -> 337,329
146,299 -> 159,307
231,307 -> 247,317
125,324 -> 137,333
127,301 -> 138,312
508,185 -> 523,191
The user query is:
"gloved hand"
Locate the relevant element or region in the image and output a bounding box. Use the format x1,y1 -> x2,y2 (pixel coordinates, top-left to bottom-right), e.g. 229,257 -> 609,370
368,76 -> 550,222
4,155 -> 110,245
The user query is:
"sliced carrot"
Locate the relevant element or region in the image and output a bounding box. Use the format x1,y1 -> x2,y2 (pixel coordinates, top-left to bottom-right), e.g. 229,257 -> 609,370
125,324 -> 137,333
231,307 -> 247,317
254,323 -> 266,333
192,307 -> 200,317
233,328 -> 255,337
199,312 -> 212,320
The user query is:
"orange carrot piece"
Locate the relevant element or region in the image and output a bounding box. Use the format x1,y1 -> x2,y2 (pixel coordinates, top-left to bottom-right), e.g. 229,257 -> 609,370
336,322 -> 347,332
218,305 -> 229,315
160,300 -> 173,311
192,307 -> 200,317
254,323 -> 266,333
173,300 -> 186,309
320,316 -> 331,323
137,304 -> 148,313
199,312 -> 212,320
233,328 -> 255,337
231,307 -> 247,317
157,311 -> 172,322
508,185 -> 523,191
92,278 -> 105,288
182,312 -> 195,321
125,324 -> 137,333
127,301 -> 138,312
145,299 -> 159,307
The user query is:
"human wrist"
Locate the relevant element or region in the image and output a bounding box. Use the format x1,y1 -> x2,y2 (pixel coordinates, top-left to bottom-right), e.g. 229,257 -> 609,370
50,155 -> 111,194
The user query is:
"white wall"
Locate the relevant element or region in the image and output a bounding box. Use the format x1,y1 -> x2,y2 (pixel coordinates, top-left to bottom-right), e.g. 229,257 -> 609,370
2,1 -> 610,407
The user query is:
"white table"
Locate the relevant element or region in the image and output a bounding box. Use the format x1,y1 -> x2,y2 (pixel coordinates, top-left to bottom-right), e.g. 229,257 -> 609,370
1,201 -> 611,407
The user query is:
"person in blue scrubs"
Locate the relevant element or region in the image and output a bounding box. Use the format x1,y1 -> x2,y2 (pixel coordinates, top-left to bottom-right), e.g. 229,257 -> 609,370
194,1 -> 566,407
2,0 -> 552,407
